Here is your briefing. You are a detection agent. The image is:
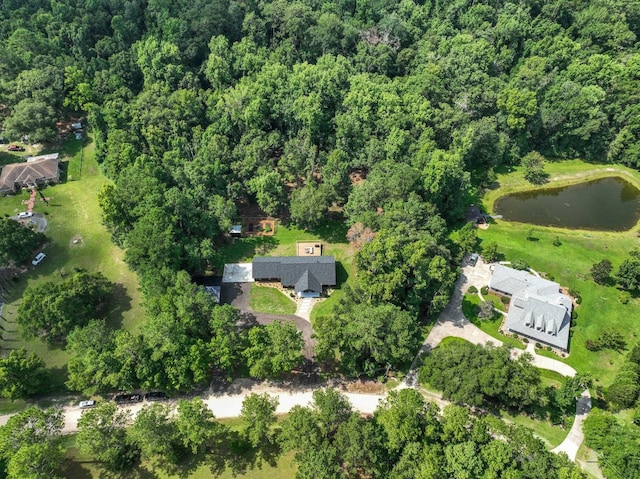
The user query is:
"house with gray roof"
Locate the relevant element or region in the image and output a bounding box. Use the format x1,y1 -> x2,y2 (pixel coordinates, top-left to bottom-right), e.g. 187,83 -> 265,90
252,256 -> 336,298
0,154 -> 60,195
489,264 -> 572,352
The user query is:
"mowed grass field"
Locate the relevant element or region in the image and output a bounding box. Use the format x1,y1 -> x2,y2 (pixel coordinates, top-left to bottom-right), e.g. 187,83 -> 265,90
479,159 -> 640,387
0,135 -> 143,398
249,284 -> 297,315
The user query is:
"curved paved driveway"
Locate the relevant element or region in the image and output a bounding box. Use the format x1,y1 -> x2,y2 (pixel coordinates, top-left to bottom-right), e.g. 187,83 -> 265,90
406,257 -> 589,461
221,282 -> 315,359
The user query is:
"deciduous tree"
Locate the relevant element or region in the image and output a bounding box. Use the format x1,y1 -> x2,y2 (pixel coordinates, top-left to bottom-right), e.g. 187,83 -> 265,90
0,348 -> 47,399
17,272 -> 114,343
243,320 -> 303,379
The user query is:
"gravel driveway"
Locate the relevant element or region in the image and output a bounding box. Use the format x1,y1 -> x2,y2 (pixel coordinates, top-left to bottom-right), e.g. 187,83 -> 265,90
221,282 -> 316,359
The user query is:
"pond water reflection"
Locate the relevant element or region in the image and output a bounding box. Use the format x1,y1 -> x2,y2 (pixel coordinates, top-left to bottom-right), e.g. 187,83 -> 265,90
494,177 -> 640,231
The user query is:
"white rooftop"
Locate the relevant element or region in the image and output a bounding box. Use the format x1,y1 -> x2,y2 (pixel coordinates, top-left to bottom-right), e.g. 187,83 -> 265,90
490,264 -> 572,351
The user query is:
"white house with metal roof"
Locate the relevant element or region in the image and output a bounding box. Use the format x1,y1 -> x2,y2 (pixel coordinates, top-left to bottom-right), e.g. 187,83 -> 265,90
489,264 -> 572,352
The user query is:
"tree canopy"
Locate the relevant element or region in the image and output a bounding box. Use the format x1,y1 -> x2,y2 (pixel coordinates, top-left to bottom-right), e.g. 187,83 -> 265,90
0,219 -> 46,267
16,271 -> 114,343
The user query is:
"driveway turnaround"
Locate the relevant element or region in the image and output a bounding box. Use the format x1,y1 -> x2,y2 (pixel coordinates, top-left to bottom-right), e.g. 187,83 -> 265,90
221,282 -> 316,359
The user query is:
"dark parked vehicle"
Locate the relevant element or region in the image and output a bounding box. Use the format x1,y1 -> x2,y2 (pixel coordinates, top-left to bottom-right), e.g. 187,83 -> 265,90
144,391 -> 168,401
114,393 -> 142,404
7,145 -> 24,151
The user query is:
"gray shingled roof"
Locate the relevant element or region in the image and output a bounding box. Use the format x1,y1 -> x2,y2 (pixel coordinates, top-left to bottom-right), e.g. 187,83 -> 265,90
490,264 -> 572,351
294,270 -> 321,294
252,256 -> 336,293
0,155 -> 60,194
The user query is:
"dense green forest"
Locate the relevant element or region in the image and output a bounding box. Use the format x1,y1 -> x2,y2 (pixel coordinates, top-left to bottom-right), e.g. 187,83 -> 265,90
1,0 -> 639,295
1,0 -> 640,476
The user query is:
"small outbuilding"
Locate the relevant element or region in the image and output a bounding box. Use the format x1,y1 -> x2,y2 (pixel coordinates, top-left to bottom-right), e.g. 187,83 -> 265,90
229,225 -> 242,238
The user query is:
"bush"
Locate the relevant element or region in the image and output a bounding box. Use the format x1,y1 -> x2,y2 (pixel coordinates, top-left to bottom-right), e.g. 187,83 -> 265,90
481,286 -> 489,295
571,310 -> 578,320
501,295 -> 510,304
535,343 -> 542,349
522,338 -> 529,343
553,237 -> 561,246
511,259 -> 529,270
467,286 -> 478,294
596,328 -> 626,351
568,288 -> 581,303
586,339 -> 600,351
618,291 -> 631,304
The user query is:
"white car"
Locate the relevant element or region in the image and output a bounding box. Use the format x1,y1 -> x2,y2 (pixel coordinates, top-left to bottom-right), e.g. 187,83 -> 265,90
79,400 -> 96,409
31,252 -> 46,266
17,211 -> 33,219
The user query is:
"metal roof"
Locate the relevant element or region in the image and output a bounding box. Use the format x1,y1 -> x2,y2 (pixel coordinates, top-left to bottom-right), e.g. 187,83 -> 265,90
491,265 -> 572,351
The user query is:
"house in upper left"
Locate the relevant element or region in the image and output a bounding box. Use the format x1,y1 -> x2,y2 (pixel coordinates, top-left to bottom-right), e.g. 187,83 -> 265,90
0,153 -> 60,195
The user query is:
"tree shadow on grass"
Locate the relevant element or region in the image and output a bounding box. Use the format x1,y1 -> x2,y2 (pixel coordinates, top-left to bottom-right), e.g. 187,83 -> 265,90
335,261 -> 349,288
214,236 -> 279,273
310,217 -> 349,244
63,463 -> 161,479
105,283 -> 132,331
43,365 -> 69,394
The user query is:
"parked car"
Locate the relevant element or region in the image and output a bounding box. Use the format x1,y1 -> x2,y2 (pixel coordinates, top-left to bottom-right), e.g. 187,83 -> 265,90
7,145 -> 24,152
31,252 -> 46,266
79,400 -> 96,409
17,211 -> 33,219
144,391 -> 167,401
468,253 -> 479,267
114,393 -> 143,404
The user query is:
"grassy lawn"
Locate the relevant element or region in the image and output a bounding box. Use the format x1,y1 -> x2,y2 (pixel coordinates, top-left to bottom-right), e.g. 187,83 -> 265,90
479,159 -> 640,387
462,293 -> 526,350
539,368 -> 565,389
576,443 -> 604,479
501,410 -> 570,448
249,284 -> 296,315
63,441 -> 297,479
0,135 -> 143,400
63,416 -> 298,479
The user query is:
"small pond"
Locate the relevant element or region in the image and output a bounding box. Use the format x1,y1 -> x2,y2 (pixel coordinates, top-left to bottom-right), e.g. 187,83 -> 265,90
494,177 -> 640,231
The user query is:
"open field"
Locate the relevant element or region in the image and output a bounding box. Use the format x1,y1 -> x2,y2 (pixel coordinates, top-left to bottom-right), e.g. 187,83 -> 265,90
249,284 -> 297,315
479,160 -> 640,387
0,135 -> 143,397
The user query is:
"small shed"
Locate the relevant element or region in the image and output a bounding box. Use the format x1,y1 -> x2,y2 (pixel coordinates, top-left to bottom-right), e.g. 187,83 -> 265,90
229,225 -> 242,237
